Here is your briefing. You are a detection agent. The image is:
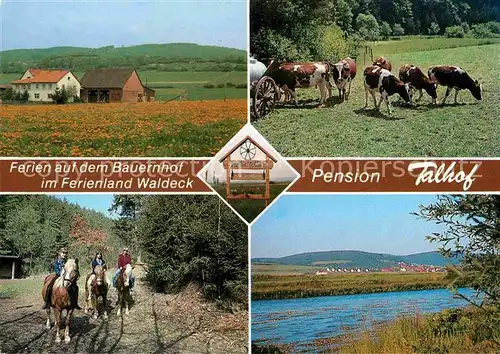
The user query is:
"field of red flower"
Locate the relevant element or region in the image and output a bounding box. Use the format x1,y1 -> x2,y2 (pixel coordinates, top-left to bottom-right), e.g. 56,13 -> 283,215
0,100 -> 246,156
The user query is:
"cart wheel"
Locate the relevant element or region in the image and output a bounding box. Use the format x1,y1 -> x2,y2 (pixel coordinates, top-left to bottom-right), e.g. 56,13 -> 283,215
252,76 -> 278,120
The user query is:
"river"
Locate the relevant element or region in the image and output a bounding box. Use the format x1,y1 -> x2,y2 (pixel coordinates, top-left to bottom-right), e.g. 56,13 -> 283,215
252,288 -> 476,352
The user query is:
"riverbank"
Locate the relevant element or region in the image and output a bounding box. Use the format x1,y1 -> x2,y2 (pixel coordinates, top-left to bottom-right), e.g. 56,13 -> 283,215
337,306 -> 499,354
252,272 -> 453,300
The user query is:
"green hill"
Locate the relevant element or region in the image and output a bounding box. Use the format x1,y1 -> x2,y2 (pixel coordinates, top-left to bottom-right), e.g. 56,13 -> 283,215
0,43 -> 247,73
252,250 -> 459,269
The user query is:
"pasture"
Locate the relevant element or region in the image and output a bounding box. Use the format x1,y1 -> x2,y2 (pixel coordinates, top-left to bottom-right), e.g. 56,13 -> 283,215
252,271 -> 450,300
253,41 -> 500,157
0,100 -> 246,156
0,267 -> 248,353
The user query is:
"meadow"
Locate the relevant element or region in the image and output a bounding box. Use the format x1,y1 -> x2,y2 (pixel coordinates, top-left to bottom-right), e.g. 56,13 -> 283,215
211,182 -> 292,222
253,39 -> 500,157
252,271 -> 451,300
0,100 -> 246,156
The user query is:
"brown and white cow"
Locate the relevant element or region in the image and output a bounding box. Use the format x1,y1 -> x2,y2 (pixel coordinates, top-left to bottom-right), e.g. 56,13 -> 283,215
331,57 -> 357,101
267,61 -> 332,106
373,57 -> 392,71
399,64 -> 437,104
363,66 -> 412,116
428,65 -> 482,105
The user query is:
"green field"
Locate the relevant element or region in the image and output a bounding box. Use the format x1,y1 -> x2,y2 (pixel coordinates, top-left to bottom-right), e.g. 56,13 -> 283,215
253,40 -> 500,157
252,263 -> 324,276
0,70 -> 247,101
252,271 -> 451,300
211,182 -> 292,222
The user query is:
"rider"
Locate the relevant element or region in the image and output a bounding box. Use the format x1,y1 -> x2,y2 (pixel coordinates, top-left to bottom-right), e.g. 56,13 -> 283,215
43,247 -> 82,310
91,250 -> 106,272
113,247 -> 135,292
87,251 -> 110,300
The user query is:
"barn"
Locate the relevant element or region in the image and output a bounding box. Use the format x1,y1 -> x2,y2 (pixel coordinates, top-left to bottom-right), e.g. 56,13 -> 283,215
0,254 -> 21,279
80,68 -> 155,103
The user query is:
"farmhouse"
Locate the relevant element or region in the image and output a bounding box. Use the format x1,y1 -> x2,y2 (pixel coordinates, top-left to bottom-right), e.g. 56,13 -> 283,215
80,68 -> 155,103
11,69 -> 81,102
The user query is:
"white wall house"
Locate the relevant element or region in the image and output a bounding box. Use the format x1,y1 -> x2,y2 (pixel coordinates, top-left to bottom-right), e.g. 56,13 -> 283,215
11,69 -> 81,102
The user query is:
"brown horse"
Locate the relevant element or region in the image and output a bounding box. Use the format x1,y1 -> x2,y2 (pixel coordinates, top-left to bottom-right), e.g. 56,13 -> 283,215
41,258 -> 79,343
84,265 -> 109,320
115,263 -> 132,316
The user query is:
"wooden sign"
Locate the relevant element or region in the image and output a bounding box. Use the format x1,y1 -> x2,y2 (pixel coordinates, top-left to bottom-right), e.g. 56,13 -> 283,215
219,135 -> 277,207
231,172 -> 265,181
223,160 -> 274,170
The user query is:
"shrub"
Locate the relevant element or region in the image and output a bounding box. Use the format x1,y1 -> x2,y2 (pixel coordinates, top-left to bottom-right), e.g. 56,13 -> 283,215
445,25 -> 466,38
472,23 -> 494,38
392,23 -> 405,37
485,21 -> 500,34
217,83 -> 226,88
235,83 -> 247,89
380,21 -> 392,40
428,22 -> 440,35
203,83 -> 215,88
51,87 -> 69,104
225,82 -> 235,87
314,25 -> 351,61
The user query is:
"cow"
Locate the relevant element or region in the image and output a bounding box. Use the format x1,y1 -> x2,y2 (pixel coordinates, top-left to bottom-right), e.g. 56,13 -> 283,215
267,61 -> 332,106
331,57 -> 357,101
373,56 -> 392,71
363,65 -> 412,116
428,65 -> 482,105
399,64 -> 437,104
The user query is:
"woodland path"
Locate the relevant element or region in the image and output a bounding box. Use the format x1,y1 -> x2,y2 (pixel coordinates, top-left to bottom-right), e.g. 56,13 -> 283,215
0,266 -> 247,353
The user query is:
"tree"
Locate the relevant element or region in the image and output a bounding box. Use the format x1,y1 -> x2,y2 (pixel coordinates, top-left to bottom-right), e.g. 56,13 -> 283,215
109,195 -> 143,261
392,23 -> 405,36
380,21 -> 393,39
428,22 -> 440,35
21,90 -> 29,102
51,87 -> 69,104
356,13 -> 380,41
137,195 -> 248,304
415,195 -> 500,309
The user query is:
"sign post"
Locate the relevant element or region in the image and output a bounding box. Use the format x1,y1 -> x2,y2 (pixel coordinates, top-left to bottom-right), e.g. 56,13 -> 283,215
219,136 -> 277,207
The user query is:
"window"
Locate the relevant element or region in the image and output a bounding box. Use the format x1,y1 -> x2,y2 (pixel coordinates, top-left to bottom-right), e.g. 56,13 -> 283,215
48,94 -> 53,99
49,84 -> 53,89
42,84 -> 46,89
34,93 -> 40,99
22,85 -> 26,90
68,77 -> 71,80
36,84 -> 39,89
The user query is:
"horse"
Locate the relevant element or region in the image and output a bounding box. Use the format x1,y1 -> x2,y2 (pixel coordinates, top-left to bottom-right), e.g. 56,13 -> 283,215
41,258 -> 79,343
115,263 -> 133,316
84,265 -> 109,320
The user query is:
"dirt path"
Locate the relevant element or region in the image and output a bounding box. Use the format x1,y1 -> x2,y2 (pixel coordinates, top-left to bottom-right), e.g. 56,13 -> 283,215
0,268 -> 248,353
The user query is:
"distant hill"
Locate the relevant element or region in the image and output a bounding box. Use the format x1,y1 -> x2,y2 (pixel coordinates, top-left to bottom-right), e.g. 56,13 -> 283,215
0,43 -> 247,73
252,250 -> 459,269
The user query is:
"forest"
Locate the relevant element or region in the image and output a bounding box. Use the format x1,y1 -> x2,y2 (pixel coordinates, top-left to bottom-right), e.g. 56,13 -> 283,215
0,43 -> 247,74
0,195 -> 247,305
250,0 -> 500,60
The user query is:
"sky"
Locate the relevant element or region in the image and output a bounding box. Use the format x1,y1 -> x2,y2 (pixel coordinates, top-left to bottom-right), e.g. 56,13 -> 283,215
53,194 -> 116,218
251,194 -> 447,258
1,0 -> 247,51
200,124 -> 299,183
